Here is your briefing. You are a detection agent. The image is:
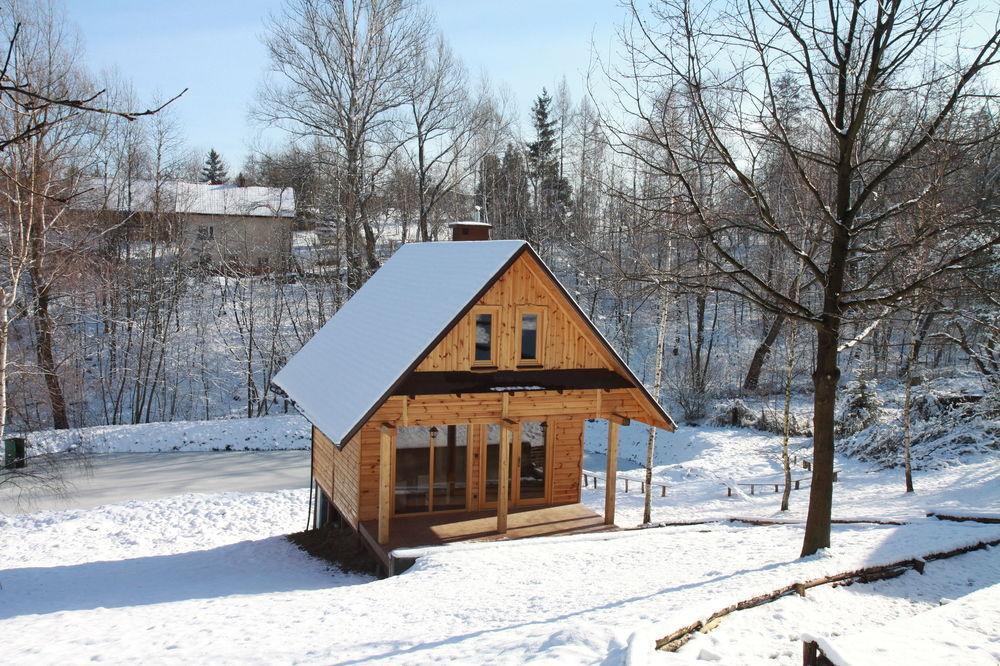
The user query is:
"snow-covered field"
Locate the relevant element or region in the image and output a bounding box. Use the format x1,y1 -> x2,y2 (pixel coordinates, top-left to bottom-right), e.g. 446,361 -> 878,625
0,451 -> 310,512
586,422 -> 1000,525
1,418 -> 997,664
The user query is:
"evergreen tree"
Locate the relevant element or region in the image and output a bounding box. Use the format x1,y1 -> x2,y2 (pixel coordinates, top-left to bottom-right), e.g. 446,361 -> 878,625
200,149 -> 229,184
525,89 -> 571,249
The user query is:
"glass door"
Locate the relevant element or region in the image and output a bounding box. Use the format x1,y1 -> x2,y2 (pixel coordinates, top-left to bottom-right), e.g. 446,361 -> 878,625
394,425 -> 469,515
481,421 -> 549,507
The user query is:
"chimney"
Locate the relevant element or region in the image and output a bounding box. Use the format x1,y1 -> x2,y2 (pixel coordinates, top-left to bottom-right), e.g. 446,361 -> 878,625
449,206 -> 492,241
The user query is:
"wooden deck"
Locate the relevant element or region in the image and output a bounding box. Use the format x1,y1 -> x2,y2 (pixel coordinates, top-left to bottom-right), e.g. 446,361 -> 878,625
358,503 -> 612,574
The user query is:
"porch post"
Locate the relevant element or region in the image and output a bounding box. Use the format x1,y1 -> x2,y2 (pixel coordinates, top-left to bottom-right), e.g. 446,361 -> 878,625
497,423 -> 512,533
379,424 -> 395,545
604,420 -> 619,526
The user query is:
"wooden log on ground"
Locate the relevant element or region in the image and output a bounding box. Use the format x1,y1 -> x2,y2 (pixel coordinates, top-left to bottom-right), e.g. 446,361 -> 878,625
928,512 -> 1000,524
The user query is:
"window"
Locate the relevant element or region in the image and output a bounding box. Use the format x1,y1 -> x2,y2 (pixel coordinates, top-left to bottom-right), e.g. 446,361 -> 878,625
517,421 -> 548,501
517,308 -> 545,366
471,307 -> 498,367
197,225 -> 214,241
394,425 -> 468,514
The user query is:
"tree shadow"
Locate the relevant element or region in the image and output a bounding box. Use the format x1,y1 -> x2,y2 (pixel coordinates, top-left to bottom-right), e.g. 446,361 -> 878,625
0,535 -> 370,619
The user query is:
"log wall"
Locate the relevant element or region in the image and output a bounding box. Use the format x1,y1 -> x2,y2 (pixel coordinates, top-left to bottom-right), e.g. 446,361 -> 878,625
312,426 -> 362,527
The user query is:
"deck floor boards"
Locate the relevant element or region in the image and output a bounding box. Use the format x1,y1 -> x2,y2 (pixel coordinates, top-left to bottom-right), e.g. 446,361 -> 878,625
358,503 -> 613,573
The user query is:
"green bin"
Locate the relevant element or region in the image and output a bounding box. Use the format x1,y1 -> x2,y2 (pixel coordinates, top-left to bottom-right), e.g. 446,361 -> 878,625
4,436 -> 26,469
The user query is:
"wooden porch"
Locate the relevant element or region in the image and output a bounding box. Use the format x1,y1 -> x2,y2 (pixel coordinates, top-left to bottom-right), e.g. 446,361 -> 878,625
358,502 -> 613,575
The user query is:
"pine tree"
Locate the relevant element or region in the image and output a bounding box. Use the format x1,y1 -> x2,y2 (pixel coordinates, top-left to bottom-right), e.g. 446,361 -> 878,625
200,149 -> 229,184
525,89 -> 571,249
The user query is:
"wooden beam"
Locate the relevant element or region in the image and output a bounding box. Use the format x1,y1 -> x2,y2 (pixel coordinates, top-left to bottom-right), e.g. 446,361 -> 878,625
401,396 -> 408,426
501,391 -> 510,419
497,424 -> 511,533
606,412 -> 631,426
605,420 -> 619,526
378,425 -> 395,545
595,389 -> 602,419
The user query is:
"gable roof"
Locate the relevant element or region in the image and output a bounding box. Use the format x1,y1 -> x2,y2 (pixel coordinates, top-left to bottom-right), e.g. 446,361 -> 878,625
74,179 -> 296,219
273,241 -> 527,444
273,240 -> 675,446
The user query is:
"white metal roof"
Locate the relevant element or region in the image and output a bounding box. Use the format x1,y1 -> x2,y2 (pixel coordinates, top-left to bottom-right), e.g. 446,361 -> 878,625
75,179 -> 296,218
272,240 -> 528,445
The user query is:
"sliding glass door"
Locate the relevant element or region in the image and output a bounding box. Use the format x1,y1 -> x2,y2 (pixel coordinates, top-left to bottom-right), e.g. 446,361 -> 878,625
481,421 -> 550,507
394,425 -> 469,515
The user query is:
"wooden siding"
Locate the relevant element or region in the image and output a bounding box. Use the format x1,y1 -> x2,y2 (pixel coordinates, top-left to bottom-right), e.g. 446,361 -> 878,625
312,426 -> 335,499
416,253 -> 611,372
358,423 -> 382,522
314,426 -> 362,527
550,419 -> 583,504
370,388 -> 666,429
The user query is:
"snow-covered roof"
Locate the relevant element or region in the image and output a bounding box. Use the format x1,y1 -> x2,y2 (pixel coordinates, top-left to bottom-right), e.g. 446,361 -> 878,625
274,239 -> 675,445
74,179 -> 296,218
273,240 -> 528,445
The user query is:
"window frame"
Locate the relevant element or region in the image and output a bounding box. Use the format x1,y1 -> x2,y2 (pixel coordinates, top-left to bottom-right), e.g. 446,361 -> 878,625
469,305 -> 500,368
515,306 -> 545,367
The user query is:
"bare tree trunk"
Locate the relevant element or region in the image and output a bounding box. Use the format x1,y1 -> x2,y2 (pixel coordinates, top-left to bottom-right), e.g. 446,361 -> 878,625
802,221 -> 848,555
744,314 -> 785,393
643,280 -> 670,524
0,303 -> 9,442
902,308 -> 921,493
780,318 -> 799,511
29,276 -> 69,429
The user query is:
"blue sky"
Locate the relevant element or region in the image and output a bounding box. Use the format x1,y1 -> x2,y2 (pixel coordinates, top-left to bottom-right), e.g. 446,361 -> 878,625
70,0 -> 623,171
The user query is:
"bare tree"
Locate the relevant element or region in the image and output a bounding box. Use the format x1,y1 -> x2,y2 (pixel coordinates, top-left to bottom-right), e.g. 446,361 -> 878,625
612,0 -> 1000,555
257,0 -> 431,288
404,36 -> 507,240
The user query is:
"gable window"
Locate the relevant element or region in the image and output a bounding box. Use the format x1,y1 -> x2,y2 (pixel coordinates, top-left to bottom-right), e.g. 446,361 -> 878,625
517,307 -> 544,366
471,306 -> 498,367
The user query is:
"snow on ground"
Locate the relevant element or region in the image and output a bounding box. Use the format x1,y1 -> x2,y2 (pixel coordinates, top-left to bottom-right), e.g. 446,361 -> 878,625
0,450 -> 310,513
1,492 -> 997,664
802,580 -> 1000,666
582,422 -> 1000,525
1,416 -> 997,664
24,414 -> 310,454
670,547 -> 1000,664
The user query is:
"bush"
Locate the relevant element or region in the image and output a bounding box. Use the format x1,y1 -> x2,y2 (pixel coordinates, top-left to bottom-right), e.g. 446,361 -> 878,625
711,399 -> 757,428
711,399 -> 813,436
840,394 -> 999,469
836,373 -> 883,436
756,407 -> 812,437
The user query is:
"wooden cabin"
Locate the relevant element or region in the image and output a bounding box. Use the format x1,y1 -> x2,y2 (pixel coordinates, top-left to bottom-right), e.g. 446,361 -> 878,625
273,225 -> 675,572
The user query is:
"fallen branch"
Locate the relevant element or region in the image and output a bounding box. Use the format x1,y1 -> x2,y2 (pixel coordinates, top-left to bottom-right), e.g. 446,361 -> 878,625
654,536 -> 1000,652
928,512 -> 1000,524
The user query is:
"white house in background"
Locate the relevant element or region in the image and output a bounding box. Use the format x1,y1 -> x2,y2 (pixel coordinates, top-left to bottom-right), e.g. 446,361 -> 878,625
76,179 -> 296,273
